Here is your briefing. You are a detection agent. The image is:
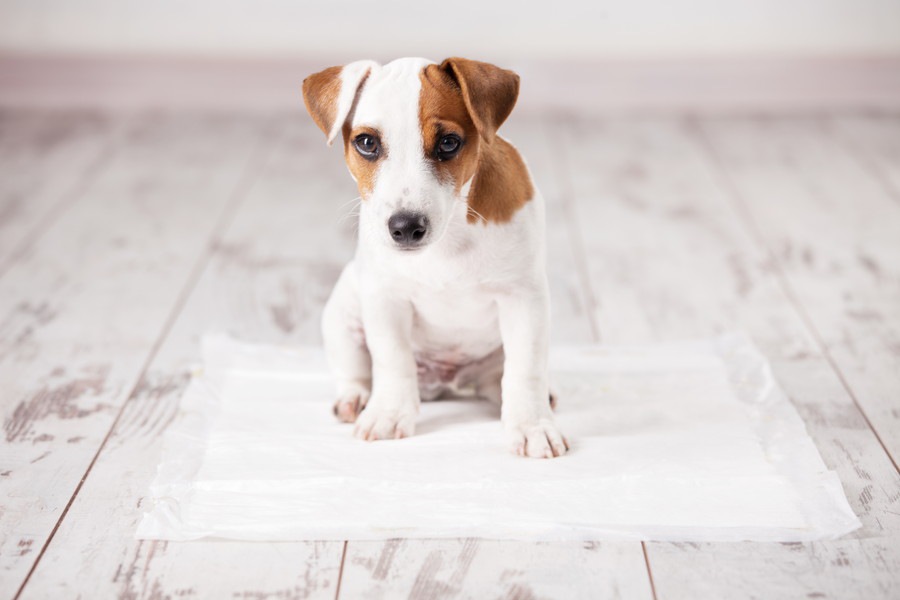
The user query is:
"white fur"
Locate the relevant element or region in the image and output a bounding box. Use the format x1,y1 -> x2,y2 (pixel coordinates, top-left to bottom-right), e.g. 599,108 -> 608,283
321,58 -> 567,458
326,60 -> 379,146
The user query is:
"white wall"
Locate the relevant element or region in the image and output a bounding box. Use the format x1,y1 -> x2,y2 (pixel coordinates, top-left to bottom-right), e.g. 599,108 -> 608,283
1,0 -> 899,59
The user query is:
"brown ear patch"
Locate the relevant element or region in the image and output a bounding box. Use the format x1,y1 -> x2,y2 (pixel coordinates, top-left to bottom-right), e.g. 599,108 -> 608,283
440,57 -> 520,143
302,66 -> 342,137
419,65 -> 481,193
419,62 -> 533,224
467,137 -> 534,224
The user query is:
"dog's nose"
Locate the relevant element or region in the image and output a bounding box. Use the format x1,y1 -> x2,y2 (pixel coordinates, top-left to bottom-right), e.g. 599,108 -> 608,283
388,211 -> 428,247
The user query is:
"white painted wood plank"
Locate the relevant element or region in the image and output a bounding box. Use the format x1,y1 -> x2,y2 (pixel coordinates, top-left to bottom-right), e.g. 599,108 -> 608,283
648,539 -> 900,600
0,110 -> 115,271
829,114 -> 900,204
16,118 -> 354,599
509,116 -> 598,346
341,540 -> 653,600
335,116 -> 652,597
698,116 -> 900,467
84,539 -> 341,600
551,116 -> 900,599
21,110 -> 900,599
0,112 -> 273,597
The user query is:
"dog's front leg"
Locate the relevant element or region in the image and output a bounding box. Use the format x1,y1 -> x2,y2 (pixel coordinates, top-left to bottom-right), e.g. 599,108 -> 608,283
497,285 -> 568,458
353,290 -> 420,440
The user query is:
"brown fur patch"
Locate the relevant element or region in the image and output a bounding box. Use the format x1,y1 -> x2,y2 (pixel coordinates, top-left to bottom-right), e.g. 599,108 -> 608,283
303,64 -> 378,197
440,58 -> 520,143
302,66 -> 342,137
419,61 -> 534,224
419,64 -> 481,193
342,124 -> 383,199
468,137 -> 534,224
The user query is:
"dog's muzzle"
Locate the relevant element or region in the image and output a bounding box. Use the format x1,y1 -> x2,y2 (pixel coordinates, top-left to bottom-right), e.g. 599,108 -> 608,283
388,211 -> 428,248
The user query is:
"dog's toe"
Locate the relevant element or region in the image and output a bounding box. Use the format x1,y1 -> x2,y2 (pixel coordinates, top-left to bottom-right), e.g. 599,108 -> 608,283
333,390 -> 368,423
353,406 -> 416,441
506,418 -> 569,459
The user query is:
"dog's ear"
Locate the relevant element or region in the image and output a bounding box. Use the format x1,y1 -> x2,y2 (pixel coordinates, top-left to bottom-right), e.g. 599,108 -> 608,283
302,60 -> 378,146
440,58 -> 520,143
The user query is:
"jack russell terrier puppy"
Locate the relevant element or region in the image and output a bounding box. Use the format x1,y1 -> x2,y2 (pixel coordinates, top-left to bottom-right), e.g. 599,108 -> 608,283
302,57 -> 568,458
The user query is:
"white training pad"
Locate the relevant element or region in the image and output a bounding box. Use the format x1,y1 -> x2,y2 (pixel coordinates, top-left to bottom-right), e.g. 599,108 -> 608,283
137,334 -> 860,542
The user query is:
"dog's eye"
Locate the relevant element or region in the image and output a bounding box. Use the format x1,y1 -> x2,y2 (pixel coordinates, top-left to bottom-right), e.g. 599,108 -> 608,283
436,134 -> 462,160
354,134 -> 380,159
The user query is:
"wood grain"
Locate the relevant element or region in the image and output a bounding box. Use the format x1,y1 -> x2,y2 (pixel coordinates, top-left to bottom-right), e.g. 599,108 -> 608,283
649,540 -> 900,600
696,116 -> 900,467
0,111 -> 274,597
16,118 -> 354,599
341,540 -> 654,600
4,109 -> 899,599
549,115 -> 900,599
0,110 -> 116,273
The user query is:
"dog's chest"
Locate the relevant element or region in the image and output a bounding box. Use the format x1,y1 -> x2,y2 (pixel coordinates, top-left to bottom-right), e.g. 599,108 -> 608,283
409,284 -> 500,351
405,287 -> 500,396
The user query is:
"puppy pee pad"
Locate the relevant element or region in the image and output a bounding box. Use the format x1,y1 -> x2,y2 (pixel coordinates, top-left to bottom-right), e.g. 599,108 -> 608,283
137,334 -> 860,542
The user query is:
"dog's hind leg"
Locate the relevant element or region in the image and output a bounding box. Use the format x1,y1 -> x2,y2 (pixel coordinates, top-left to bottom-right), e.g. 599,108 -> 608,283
465,347 -> 504,406
322,261 -> 372,422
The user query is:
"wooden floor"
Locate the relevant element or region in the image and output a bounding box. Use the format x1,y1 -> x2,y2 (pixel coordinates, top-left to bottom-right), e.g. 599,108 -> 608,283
1,108 -> 899,599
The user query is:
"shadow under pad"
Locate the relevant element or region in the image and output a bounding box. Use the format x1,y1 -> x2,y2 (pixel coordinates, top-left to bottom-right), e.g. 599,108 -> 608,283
137,333 -> 860,542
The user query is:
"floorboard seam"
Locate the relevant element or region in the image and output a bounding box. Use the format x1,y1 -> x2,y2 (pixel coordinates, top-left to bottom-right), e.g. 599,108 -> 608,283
11,115 -> 284,600
334,541 -> 349,600
543,113 -> 666,599
641,542 -> 660,600
687,115 -> 900,476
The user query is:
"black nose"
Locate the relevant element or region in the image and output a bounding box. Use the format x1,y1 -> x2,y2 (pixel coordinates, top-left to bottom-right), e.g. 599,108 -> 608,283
388,211 -> 429,247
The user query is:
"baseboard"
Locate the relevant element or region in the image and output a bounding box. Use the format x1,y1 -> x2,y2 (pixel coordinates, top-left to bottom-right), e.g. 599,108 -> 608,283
1,55 -> 898,114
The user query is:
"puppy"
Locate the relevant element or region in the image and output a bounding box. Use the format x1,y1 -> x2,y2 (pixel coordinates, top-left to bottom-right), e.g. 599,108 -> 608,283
302,57 -> 567,458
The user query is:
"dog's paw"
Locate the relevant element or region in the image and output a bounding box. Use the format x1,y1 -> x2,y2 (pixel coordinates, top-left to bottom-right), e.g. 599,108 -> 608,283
505,417 -> 569,458
333,388 -> 369,423
354,404 -> 417,441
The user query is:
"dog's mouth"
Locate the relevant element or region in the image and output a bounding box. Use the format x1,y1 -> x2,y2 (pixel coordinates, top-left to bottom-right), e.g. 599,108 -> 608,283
394,241 -> 428,252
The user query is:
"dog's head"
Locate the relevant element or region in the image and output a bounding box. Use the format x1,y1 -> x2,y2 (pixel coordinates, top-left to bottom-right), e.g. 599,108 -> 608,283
302,57 -> 529,252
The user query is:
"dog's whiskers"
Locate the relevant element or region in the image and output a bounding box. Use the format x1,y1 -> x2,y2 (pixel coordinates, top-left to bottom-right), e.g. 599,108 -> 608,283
337,197 -> 363,227
462,199 -> 487,224
337,196 -> 363,211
